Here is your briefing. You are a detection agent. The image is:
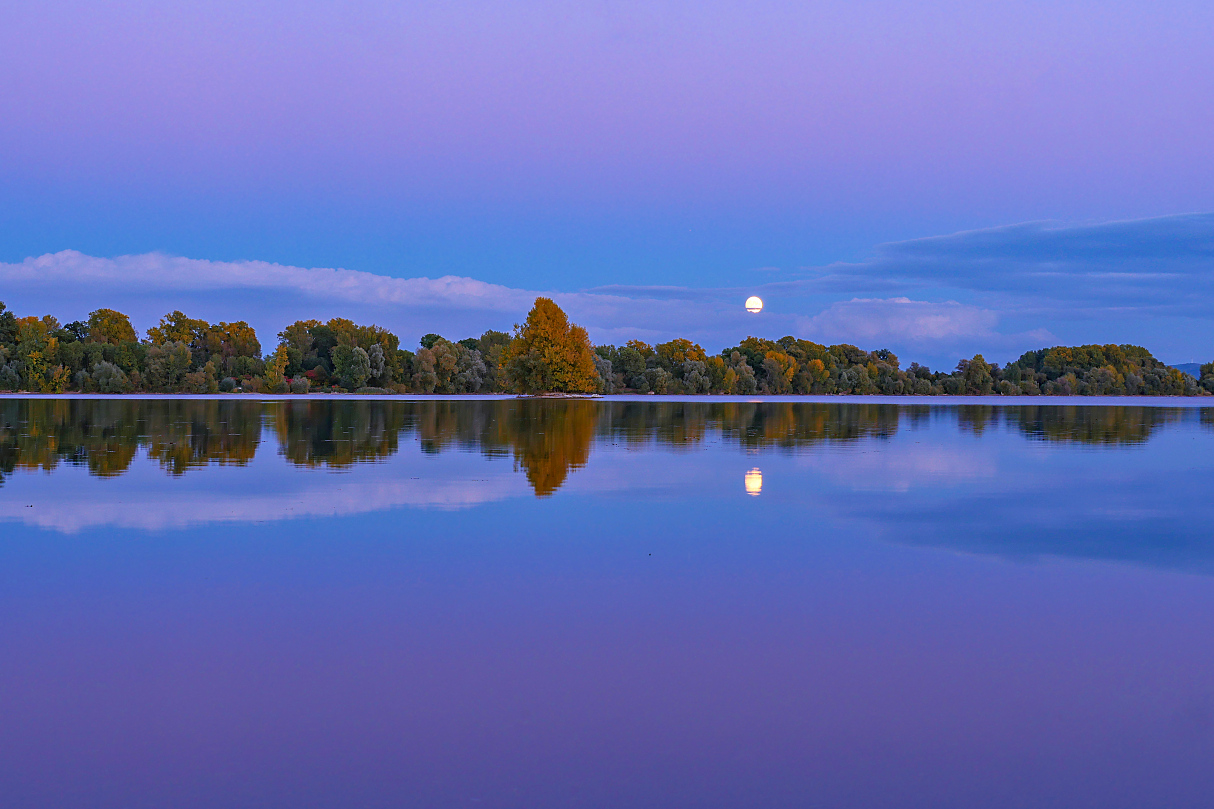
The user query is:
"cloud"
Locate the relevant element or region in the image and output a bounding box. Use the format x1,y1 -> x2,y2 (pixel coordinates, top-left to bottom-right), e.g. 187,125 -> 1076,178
0,471 -> 527,533
0,250 -> 765,350
800,297 -> 1000,344
1,250 -> 532,312
814,213 -> 1214,318
1,212 -> 1211,363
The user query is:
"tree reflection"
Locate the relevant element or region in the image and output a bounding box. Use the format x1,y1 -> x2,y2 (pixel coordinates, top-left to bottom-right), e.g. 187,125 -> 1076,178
0,399 -> 1208,494
1005,405 -> 1187,445
143,400 -> 262,475
494,400 -> 596,497
273,400 -> 406,468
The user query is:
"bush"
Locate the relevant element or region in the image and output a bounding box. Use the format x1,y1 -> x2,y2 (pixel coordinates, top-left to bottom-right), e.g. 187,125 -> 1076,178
92,361 -> 132,393
0,363 -> 21,391
290,377 -> 310,394
354,386 -> 390,394
219,377 -> 237,392
227,355 -> 264,378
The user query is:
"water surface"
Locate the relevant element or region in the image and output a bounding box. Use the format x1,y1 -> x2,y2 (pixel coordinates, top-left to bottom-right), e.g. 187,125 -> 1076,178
2,398 -> 1213,808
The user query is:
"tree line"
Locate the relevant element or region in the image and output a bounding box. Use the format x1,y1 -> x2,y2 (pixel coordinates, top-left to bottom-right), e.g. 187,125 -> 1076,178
1,297 -> 1210,396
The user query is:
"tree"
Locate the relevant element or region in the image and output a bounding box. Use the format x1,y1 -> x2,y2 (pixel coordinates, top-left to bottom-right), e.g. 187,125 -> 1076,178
147,311 -> 208,346
477,330 -> 513,391
333,344 -> 371,390
656,338 -> 706,373
412,347 -> 437,392
682,360 -> 710,393
502,298 -> 599,394
368,344 -> 386,384
145,342 -> 192,391
728,351 -> 757,394
87,309 -> 137,345
264,345 -> 290,392
91,361 -> 132,393
594,355 -> 615,393
958,354 -> 994,395
0,301 -> 17,348
0,363 -> 20,391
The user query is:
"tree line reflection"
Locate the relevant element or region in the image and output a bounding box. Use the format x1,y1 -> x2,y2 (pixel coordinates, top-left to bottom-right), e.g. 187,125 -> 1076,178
1,399 -> 1210,495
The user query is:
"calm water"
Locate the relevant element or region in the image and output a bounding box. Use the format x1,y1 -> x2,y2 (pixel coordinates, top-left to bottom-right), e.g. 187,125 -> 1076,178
2,397 -> 1214,808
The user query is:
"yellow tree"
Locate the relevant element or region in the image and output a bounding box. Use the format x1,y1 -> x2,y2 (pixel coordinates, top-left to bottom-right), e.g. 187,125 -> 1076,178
264,345 -> 290,390
87,308 -> 137,344
502,297 -> 598,394
147,311 -> 208,346
656,338 -> 705,367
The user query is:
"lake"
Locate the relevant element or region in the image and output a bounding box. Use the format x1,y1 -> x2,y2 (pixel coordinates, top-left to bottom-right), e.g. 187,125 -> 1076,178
2,396 -> 1213,808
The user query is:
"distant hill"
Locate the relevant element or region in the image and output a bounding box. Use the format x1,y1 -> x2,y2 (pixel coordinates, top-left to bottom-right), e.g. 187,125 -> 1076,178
1172,363 -> 1203,378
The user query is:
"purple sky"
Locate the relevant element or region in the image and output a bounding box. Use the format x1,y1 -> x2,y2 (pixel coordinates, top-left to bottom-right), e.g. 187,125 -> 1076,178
2,0 -> 1213,365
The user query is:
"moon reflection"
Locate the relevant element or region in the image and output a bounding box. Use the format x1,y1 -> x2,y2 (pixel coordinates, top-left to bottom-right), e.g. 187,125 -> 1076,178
744,468 -> 763,496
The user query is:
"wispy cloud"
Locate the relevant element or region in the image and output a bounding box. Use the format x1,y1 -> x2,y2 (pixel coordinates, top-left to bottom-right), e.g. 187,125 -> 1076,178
813,213 -> 1214,318
2,250 -> 532,312
801,298 -> 999,343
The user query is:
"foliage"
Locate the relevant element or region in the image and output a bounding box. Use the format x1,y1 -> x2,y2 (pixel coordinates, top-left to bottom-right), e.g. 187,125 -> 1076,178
502,298 -> 599,394
264,345 -> 291,392
331,345 -> 371,390
1006,344 -> 1199,396
1198,362 -> 1214,394
92,361 -> 132,393
0,298 -> 1205,397
277,317 -> 398,389
87,309 -> 137,345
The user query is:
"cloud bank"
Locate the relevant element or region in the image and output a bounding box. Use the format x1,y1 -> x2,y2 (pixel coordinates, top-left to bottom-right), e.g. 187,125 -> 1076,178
820,213 -> 1214,319
2,213 -> 1212,366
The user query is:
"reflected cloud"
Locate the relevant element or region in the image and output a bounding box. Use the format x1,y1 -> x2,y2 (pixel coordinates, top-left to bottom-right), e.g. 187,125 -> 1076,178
0,398 -> 1211,584
0,464 -> 526,533
797,441 -> 999,493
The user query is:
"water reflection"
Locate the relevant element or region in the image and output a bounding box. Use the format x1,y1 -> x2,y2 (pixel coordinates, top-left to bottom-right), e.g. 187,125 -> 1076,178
0,399 -> 261,479
972,404 -> 1188,445
744,468 -> 763,496
5,400 -> 1214,809
1,400 -> 1211,494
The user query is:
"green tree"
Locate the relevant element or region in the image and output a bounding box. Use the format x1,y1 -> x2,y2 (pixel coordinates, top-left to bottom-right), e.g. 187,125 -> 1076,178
502,298 -> 598,394
145,342 -> 192,391
477,330 -> 513,391
958,354 -> 994,395
1201,361 -> 1214,394
333,344 -> 371,390
0,302 -> 18,348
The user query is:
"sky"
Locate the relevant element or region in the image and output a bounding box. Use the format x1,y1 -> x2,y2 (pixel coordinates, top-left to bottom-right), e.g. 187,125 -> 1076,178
2,0 -> 1213,367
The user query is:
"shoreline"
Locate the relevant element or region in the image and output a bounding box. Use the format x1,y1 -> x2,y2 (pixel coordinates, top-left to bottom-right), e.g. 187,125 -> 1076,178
1,393 -> 1212,407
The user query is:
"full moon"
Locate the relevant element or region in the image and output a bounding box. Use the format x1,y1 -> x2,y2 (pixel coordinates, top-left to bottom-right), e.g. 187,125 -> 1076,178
745,296 -> 763,313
